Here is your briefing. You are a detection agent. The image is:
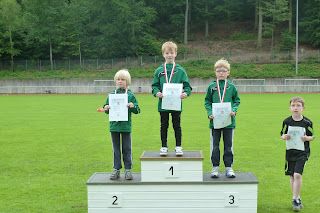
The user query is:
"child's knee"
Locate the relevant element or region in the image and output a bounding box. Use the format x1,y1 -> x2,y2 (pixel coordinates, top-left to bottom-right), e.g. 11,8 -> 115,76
293,173 -> 302,179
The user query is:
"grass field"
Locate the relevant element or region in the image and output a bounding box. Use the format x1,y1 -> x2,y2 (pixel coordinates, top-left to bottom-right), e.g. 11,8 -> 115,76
0,93 -> 319,212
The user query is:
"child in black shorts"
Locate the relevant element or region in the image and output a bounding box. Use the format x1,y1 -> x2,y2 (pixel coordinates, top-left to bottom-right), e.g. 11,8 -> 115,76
280,97 -> 315,211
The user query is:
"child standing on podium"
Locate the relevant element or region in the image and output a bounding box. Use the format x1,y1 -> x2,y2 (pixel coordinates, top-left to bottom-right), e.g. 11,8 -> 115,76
151,41 -> 192,157
103,69 -> 140,180
204,59 -> 240,178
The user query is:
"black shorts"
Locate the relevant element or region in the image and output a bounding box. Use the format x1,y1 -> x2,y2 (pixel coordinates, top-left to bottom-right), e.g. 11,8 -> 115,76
285,160 -> 306,176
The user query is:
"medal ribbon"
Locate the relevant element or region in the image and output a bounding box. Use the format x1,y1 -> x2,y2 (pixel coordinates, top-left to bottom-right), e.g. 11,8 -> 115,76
164,62 -> 176,83
115,88 -> 127,94
216,79 -> 227,103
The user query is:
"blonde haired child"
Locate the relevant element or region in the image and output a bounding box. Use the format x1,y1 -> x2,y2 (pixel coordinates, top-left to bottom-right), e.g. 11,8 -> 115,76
103,69 -> 140,180
204,58 -> 240,178
152,41 -> 192,156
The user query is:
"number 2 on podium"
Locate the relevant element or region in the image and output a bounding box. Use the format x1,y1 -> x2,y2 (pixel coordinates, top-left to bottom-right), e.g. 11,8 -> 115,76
108,193 -> 122,208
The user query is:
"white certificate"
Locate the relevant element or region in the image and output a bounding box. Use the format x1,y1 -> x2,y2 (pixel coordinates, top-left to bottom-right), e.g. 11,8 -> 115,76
109,94 -> 128,121
161,83 -> 183,111
212,102 -> 232,129
286,126 -> 305,151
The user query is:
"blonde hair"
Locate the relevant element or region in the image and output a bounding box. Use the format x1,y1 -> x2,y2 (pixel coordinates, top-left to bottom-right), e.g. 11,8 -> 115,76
114,69 -> 131,88
214,58 -> 230,72
162,41 -> 178,54
290,96 -> 305,106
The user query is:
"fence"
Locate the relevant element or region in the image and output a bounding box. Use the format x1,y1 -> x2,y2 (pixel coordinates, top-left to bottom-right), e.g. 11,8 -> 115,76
1,78 -> 320,94
1,50 -> 319,71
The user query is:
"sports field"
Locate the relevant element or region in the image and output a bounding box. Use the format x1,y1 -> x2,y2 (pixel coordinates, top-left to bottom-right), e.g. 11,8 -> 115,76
0,93 -> 319,212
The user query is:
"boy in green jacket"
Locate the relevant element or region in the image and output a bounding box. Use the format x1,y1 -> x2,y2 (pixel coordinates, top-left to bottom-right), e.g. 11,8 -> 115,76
103,69 -> 140,180
151,41 -> 192,156
204,59 -> 240,178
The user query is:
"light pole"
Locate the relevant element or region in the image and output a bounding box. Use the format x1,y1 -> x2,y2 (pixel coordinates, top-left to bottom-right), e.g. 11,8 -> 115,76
295,0 -> 298,75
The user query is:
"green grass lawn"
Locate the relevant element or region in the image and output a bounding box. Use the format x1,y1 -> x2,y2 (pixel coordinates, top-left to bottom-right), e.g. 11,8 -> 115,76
0,93 -> 319,212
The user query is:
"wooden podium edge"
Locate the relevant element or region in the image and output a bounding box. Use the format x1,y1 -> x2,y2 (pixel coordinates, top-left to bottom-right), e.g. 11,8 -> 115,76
139,151 -> 204,161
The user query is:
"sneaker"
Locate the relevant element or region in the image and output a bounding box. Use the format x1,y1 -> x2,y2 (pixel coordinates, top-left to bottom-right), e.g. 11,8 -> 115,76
225,167 -> 236,178
175,146 -> 183,156
125,169 -> 133,180
211,167 -> 219,178
292,199 -> 301,211
160,147 -> 168,156
110,169 -> 120,180
298,198 -> 304,209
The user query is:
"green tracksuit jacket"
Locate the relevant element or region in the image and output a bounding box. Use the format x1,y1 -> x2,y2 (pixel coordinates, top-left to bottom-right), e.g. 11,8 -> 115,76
104,88 -> 140,132
204,79 -> 240,129
151,63 -> 192,112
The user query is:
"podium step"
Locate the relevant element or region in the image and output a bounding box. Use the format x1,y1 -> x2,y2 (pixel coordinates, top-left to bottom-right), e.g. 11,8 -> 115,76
140,151 -> 204,182
87,172 -> 258,213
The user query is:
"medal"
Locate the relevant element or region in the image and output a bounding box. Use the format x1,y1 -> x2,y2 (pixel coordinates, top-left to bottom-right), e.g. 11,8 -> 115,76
216,79 -> 227,103
164,62 -> 176,83
115,88 -> 127,94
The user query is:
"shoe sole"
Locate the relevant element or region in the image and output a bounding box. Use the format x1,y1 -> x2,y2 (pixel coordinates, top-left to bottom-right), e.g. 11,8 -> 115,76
176,153 -> 183,156
110,176 -> 119,180
226,173 -> 236,178
160,153 -> 168,156
211,175 -> 219,178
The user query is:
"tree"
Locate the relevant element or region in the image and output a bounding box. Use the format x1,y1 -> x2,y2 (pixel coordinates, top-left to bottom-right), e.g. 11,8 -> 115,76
184,0 -> 189,44
255,0 -> 259,30
23,0 -> 66,70
300,0 -> 320,47
257,0 -> 263,48
147,0 -> 186,42
0,0 -> 22,70
263,0 -> 289,51
288,0 -> 292,33
87,0 -> 157,58
193,0 -> 216,38
59,0 -> 91,66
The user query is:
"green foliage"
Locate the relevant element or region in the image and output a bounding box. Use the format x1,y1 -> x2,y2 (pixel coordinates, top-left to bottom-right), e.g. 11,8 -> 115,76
300,0 -> 320,47
0,0 -> 23,59
231,33 -> 256,41
177,45 -> 190,55
86,0 -> 158,58
1,60 -> 320,79
262,0 -> 289,49
149,0 -> 186,40
0,0 -> 318,60
134,34 -> 162,56
280,31 -> 296,51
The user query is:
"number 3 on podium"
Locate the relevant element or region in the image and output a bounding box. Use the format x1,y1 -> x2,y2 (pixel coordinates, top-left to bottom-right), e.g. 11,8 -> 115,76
224,192 -> 239,207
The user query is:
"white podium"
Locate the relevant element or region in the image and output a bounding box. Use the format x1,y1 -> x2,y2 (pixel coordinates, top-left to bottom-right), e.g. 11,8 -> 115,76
140,151 -> 204,182
87,151 -> 259,213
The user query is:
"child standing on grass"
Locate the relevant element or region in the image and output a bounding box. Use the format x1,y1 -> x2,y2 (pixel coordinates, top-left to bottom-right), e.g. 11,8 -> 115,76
280,97 -> 315,211
103,69 -> 140,180
204,58 -> 240,178
151,41 -> 192,157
